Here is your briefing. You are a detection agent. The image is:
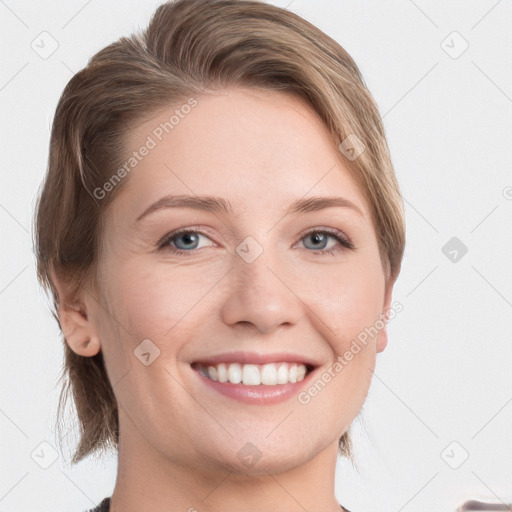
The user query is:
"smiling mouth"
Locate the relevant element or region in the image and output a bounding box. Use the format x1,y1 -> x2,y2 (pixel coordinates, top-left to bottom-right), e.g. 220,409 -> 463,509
190,361 -> 315,386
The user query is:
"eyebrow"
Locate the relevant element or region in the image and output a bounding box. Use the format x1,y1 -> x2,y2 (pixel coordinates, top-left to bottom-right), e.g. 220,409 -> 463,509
136,194 -> 363,222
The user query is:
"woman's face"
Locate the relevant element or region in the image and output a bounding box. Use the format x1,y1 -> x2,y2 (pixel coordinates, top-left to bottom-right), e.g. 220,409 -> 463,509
89,88 -> 392,474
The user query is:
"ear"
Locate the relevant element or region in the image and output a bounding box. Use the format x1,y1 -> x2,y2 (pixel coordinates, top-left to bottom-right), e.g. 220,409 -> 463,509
376,282 -> 394,354
50,266 -> 101,357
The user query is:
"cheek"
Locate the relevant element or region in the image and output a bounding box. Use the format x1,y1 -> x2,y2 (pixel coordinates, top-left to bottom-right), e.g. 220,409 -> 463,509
95,261 -> 215,422
106,258 -> 228,343
292,258 -> 385,423
297,254 -> 386,348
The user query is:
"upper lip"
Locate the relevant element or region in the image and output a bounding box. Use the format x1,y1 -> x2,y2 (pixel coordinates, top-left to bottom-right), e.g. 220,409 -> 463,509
190,351 -> 320,368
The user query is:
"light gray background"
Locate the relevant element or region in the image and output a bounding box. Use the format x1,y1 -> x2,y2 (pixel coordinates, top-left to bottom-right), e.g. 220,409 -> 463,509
1,1 -> 511,511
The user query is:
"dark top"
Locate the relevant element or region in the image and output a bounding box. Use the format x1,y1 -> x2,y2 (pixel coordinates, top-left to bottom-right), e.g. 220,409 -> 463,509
86,497 -> 110,512
86,497 -> 352,511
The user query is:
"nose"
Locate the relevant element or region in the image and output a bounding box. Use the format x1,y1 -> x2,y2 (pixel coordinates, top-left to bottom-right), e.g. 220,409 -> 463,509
220,246 -> 304,335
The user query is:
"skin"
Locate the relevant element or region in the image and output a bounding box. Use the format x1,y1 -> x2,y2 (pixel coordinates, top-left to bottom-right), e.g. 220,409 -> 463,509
55,87 -> 394,512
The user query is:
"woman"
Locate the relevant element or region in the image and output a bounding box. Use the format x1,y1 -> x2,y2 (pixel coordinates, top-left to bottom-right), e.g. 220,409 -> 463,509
33,0 -> 405,510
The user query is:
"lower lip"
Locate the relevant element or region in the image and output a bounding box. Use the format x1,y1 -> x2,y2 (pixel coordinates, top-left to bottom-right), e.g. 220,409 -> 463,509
192,366 -> 316,405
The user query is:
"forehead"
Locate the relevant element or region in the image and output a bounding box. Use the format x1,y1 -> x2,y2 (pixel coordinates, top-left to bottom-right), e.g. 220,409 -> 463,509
114,88 -> 370,219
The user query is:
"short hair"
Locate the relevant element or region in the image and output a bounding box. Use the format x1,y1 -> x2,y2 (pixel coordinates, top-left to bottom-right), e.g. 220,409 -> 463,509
33,0 -> 405,465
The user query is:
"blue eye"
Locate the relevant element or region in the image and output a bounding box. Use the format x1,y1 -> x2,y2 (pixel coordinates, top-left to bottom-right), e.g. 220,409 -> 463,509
159,229 -> 213,254
171,231 -> 202,250
299,229 -> 355,255
157,228 -> 354,256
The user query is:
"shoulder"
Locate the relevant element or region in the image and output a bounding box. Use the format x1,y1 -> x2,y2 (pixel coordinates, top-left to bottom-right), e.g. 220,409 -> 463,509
85,497 -> 111,512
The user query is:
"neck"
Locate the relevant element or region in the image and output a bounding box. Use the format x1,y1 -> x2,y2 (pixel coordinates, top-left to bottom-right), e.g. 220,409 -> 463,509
110,411 -> 343,512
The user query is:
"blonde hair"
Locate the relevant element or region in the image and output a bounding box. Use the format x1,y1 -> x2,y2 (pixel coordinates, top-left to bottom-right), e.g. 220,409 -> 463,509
33,0 -> 405,465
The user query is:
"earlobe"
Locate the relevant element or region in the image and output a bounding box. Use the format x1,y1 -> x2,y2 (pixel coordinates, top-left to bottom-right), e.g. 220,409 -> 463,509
376,282 -> 394,354
376,327 -> 388,353
51,267 -> 101,357
58,304 -> 102,357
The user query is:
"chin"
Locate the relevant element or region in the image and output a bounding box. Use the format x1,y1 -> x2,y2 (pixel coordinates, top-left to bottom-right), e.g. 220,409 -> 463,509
219,450 -> 309,477
197,433 -> 319,476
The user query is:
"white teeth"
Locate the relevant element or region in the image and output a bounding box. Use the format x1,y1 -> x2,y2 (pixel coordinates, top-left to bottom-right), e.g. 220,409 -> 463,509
277,363 -> 288,384
207,366 -> 218,381
227,363 -> 242,384
261,363 -> 277,385
289,364 -> 297,383
217,363 -> 228,383
242,364 -> 261,385
199,362 -> 309,385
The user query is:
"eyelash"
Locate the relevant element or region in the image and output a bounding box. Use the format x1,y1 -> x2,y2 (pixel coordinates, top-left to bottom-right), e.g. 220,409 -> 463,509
157,227 -> 355,256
